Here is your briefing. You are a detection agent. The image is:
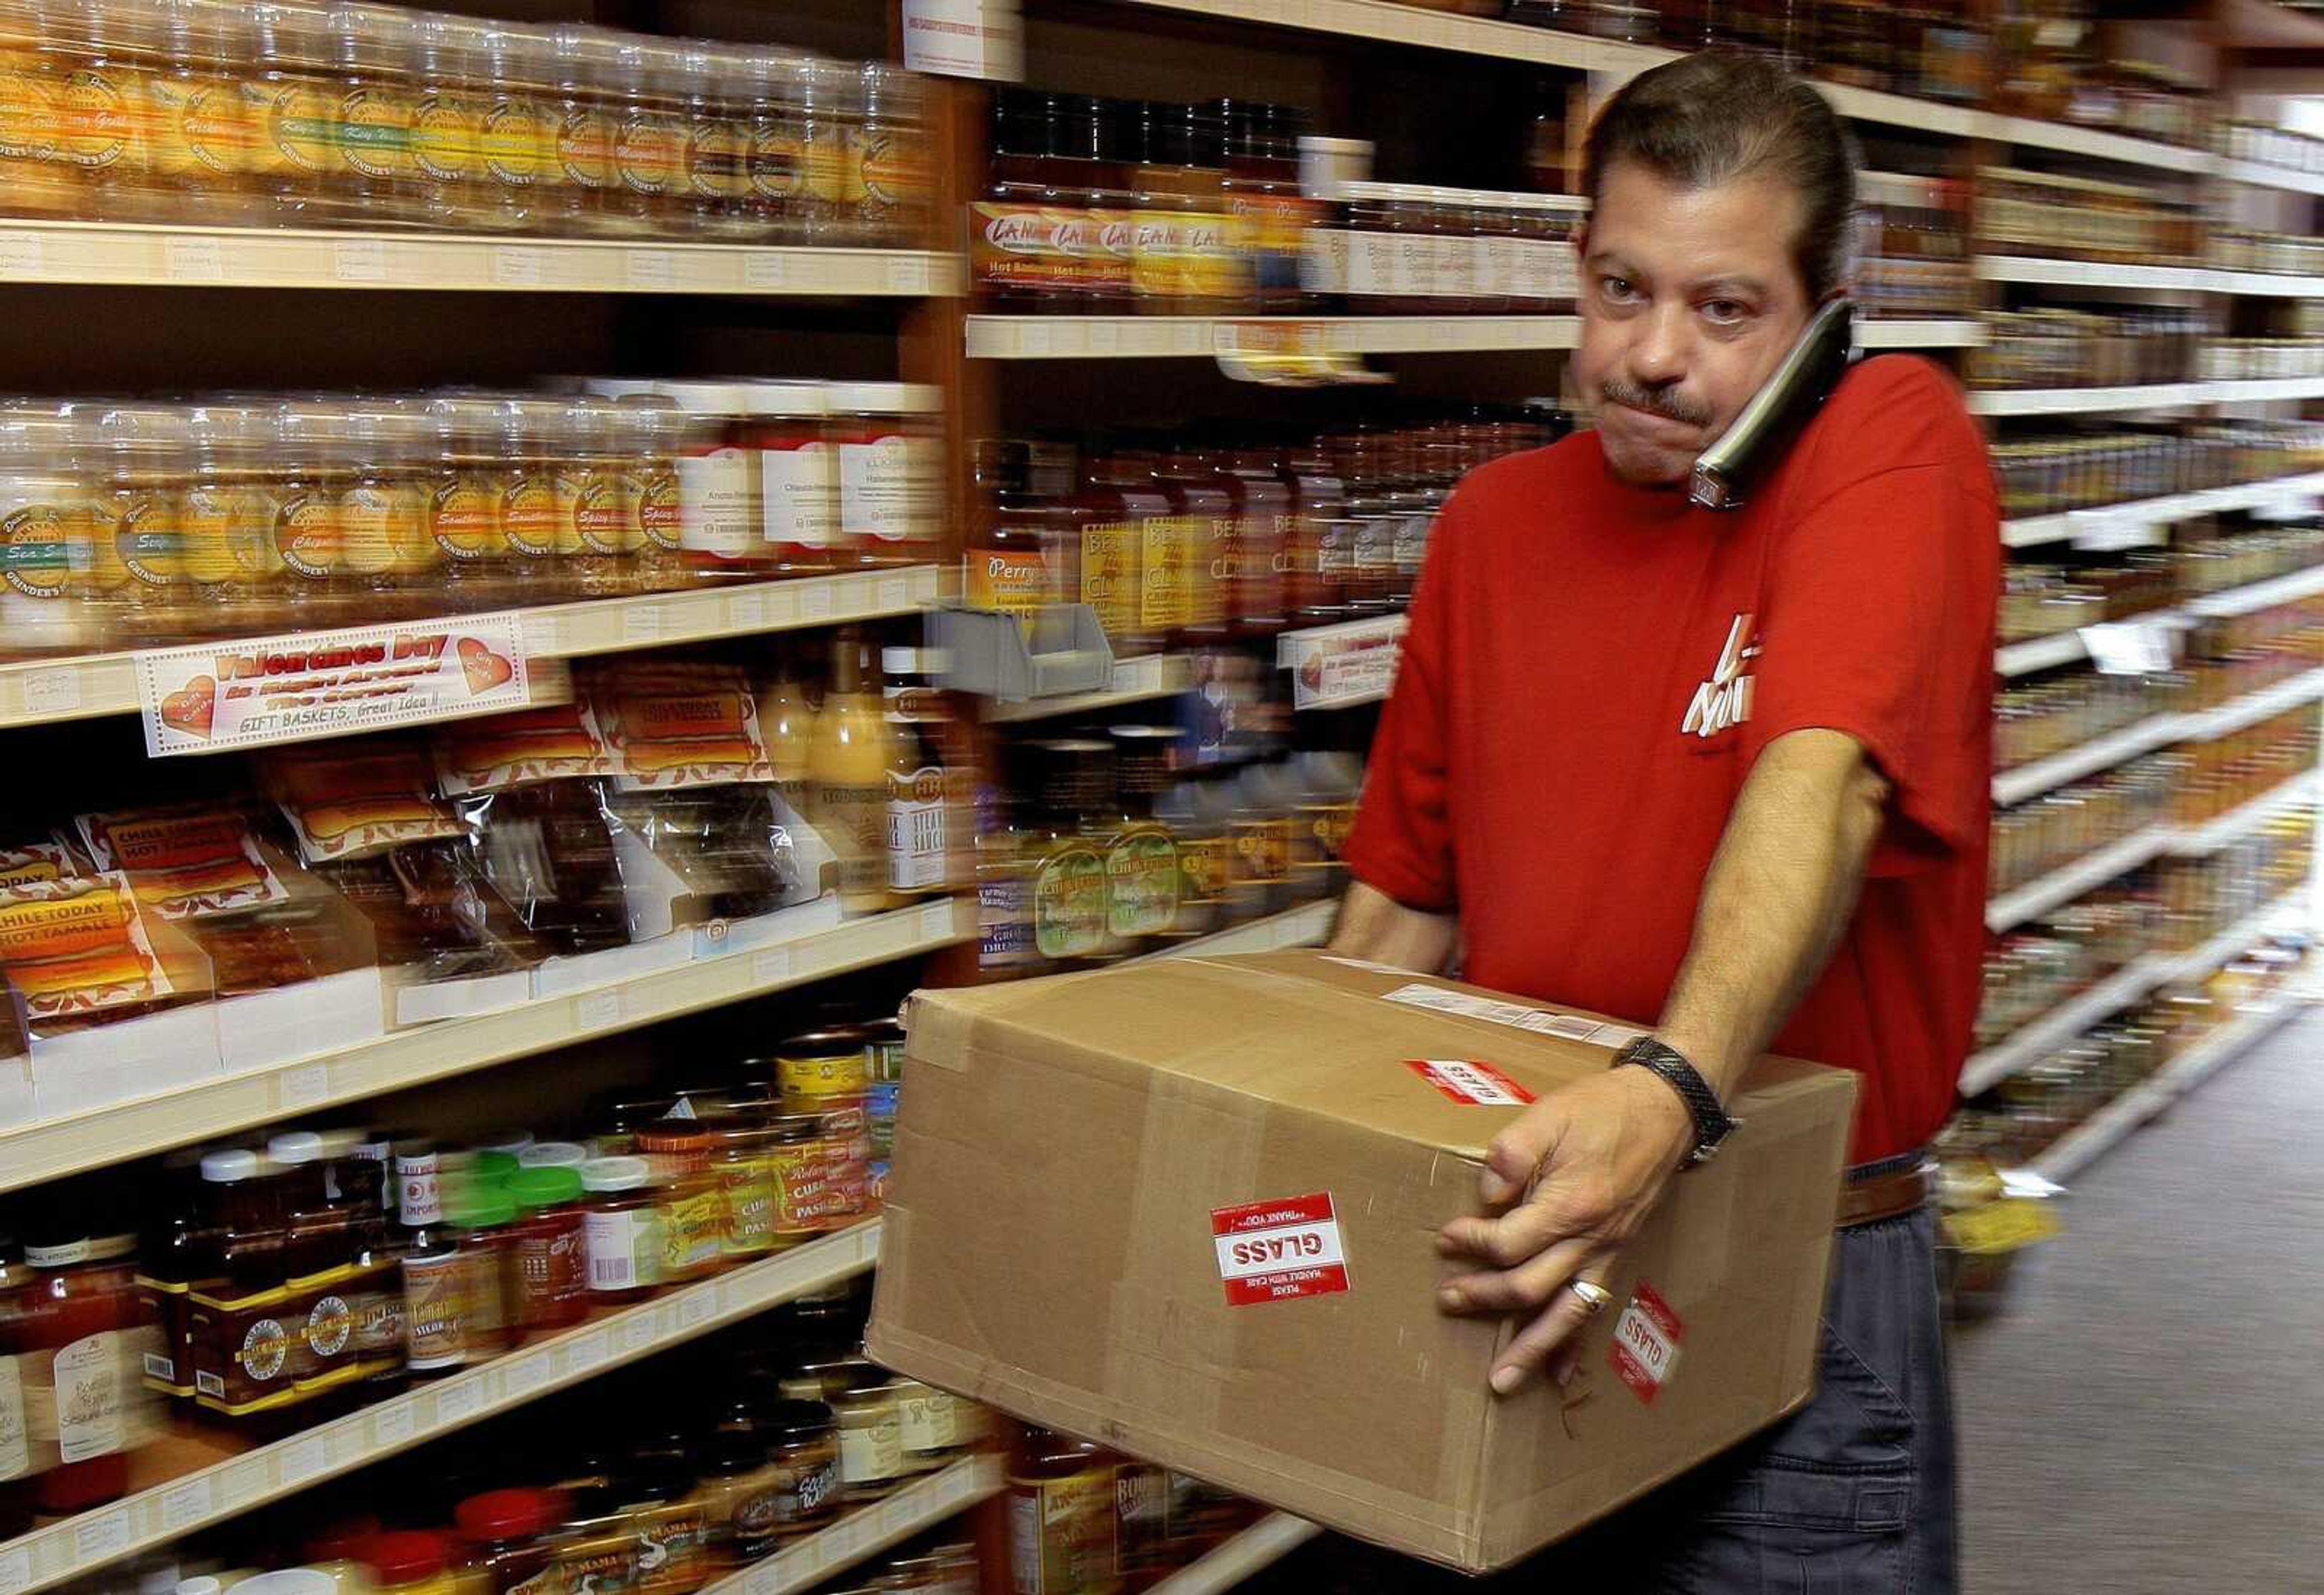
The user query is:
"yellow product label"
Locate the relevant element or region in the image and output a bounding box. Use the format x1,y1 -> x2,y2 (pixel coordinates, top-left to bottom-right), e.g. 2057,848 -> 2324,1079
0,875 -> 170,1013
0,62 -> 57,162
963,544 -> 1051,624
1943,1198 -> 2060,1255
859,128 -> 928,206
503,473 -> 579,559
119,492 -> 183,587
481,97 -> 550,188
719,1161 -> 778,1255
777,1050 -> 867,1098
615,111 -> 679,196
338,85 -> 415,180
1185,518 -> 1227,630
803,131 -> 847,203
1178,833 -> 1230,901
83,807 -> 285,921
336,484 -> 420,576
1178,212 -> 1237,303
179,483 -> 243,586
638,473 -> 681,553
1,501 -> 80,599
249,77 -> 335,176
431,479 -> 499,561
683,117 -> 744,202
275,491 -> 339,580
60,68 -> 134,171
1132,209 -> 1187,301
1139,516 -> 1197,632
145,73 -> 248,180
411,93 -> 481,185
557,106 -> 612,190
658,1188 -> 725,1275
574,470 -> 640,556
748,127 -> 802,201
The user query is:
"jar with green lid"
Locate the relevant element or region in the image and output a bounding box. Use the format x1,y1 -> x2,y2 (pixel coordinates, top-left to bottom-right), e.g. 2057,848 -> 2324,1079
507,1165 -> 589,1335
450,1182 -> 519,1361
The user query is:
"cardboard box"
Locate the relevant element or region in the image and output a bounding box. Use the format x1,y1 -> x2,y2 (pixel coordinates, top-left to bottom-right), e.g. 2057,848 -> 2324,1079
867,951 -> 1859,1573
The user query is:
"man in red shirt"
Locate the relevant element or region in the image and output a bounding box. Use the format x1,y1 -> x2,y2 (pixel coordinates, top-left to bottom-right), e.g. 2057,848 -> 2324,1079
1331,50 -> 1995,1593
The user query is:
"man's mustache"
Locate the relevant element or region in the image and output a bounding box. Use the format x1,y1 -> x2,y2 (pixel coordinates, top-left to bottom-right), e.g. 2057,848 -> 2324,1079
1600,380 -> 1712,429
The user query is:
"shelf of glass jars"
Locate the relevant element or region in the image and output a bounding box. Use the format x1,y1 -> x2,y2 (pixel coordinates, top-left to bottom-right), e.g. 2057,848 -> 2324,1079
0,220 -> 963,297
1995,563 -> 2324,677
720,1452 -> 1003,1595
0,565 -> 942,731
1977,254 -> 2324,299
2000,470 -> 2324,551
1103,0 -> 2297,174
1146,898 -> 1341,962
1967,377 -> 2324,419
0,896 -> 970,1199
961,314 -> 1982,360
1986,824 -> 2178,936
982,650 -> 1196,724
2020,988 -> 2310,1185
0,1222 -> 883,1595
1960,877 -> 2314,1096
1146,1512 -> 1324,1595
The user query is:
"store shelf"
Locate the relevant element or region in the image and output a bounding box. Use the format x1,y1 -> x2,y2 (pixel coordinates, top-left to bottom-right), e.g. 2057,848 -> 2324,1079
1152,898 -> 1340,960
1995,563 -> 2324,674
2221,159 -> 2324,198
1960,955 -> 2166,1097
1147,1514 -> 1326,1595
728,1453 -> 1003,1595
2147,894 -> 2307,989
1855,318 -> 1987,349
2172,772 -> 2322,856
1970,381 -> 2219,418
0,1223 -> 882,1595
2182,562 -> 2324,619
965,314 -> 1583,359
0,897 -> 971,1196
0,221 -> 961,295
1980,114 -> 2207,173
1995,631 -> 2093,676
1977,254 -> 2213,292
0,567 -> 941,730
2178,663 -> 2324,742
2023,996 -> 2308,1183
2001,471 -> 2324,548
2211,375 -> 2324,404
1986,824 -> 2175,935
983,651 -> 1194,723
1992,714 -> 2185,806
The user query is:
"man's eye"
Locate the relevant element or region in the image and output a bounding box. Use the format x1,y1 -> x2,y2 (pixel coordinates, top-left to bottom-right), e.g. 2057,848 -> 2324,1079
1701,298 -> 1751,324
1601,276 -> 1638,303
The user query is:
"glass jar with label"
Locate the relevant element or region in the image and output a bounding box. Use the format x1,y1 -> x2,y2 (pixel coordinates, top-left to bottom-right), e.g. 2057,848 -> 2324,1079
0,1 -> 74,226
143,0 -> 253,223
448,1183 -> 519,1363
329,2 -> 419,226
567,396 -> 641,598
890,1376 -> 987,1475
882,646 -> 962,897
709,1122 -> 780,1263
186,1147 -> 303,1429
407,12 -> 482,231
505,1165 -> 588,1337
497,396 -> 579,599
361,1530 -> 458,1595
1006,1426 -> 1121,1595
829,383 -> 941,567
763,1398 -> 838,1537
776,1026 -> 869,1102
341,400 -> 436,611
53,0 -> 157,221
580,1154 -> 664,1303
1221,101 -> 1314,314
795,56 -> 859,246
1280,438 -> 1348,625
244,0 -> 340,224
1027,738 -> 1115,969
1071,453 -> 1160,657
1054,93 -> 1129,312
476,24 -> 557,233
96,403 -> 192,645
424,394 -> 509,606
618,1453 -> 710,1595
1092,725 -> 1184,957
612,393 -> 684,593
739,380 -> 835,572
15,1212 -> 154,1514
0,407 -> 99,656
742,47 -> 807,242
1151,445 -> 1229,646
456,1487 -> 571,1595
1218,442 -> 1289,636
635,1124 -> 723,1284
677,44 -> 748,237
659,381 -> 761,579
608,36 -> 683,234
856,62 -> 928,248
548,23 -> 617,235
832,1381 -> 907,1504
963,439 -> 1057,634
396,1141 -> 466,1380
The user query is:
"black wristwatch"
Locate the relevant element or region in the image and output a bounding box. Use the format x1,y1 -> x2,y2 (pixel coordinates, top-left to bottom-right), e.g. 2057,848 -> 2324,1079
1613,1037 -> 1738,1168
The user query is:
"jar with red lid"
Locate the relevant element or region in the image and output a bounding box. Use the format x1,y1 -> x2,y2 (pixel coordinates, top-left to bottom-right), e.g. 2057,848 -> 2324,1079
360,1529 -> 459,1595
456,1487 -> 572,1595
581,1155 -> 664,1303
636,1125 -> 724,1283
505,1166 -> 589,1335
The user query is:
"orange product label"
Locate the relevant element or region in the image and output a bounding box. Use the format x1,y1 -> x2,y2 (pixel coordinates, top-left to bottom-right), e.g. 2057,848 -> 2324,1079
0,841 -> 76,890
77,808 -> 287,919
59,68 -> 135,171
430,481 -> 499,562
858,129 -> 928,206
0,873 -> 171,1014
0,62 -> 57,164
264,740 -> 467,863
574,473 -> 640,556
591,665 -> 772,790
1052,206 -> 1129,297
615,113 -> 680,196
557,108 -> 613,189
683,119 -> 745,201
480,98 -> 549,188
638,476 -> 681,553
963,545 -> 1051,620
747,128 -> 802,201
502,475 -> 578,559
275,492 -> 339,581
971,202 -> 1073,292
433,700 -> 609,796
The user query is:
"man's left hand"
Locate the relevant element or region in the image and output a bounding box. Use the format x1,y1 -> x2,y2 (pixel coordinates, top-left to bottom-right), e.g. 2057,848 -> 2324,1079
1436,1063 -> 1696,1395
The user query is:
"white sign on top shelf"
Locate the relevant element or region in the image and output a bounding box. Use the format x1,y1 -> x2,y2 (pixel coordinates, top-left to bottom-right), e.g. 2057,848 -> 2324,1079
901,0 -> 1023,80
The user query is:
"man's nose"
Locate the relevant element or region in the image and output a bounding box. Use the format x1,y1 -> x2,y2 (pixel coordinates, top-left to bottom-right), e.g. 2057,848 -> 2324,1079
1628,301 -> 1691,387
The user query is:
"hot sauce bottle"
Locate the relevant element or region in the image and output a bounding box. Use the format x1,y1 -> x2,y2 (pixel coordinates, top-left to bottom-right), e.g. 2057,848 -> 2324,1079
18,1205 -> 154,1514
972,89 -> 1068,309
962,439 -> 1056,634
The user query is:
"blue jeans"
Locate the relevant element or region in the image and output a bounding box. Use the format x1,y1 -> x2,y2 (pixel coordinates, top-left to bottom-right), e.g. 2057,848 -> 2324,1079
1262,1180 -> 1960,1593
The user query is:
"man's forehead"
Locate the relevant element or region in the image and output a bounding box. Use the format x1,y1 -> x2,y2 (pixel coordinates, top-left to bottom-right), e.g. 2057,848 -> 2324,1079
1588,162 -> 1803,274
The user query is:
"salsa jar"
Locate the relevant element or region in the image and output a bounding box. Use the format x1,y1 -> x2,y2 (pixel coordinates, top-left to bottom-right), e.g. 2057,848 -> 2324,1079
581,1155 -> 665,1303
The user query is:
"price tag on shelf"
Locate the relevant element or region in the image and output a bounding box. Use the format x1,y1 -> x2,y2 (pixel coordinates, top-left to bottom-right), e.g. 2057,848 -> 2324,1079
1087,320 -> 1119,354
19,669 -> 80,715
744,252 -> 789,291
280,1063 -> 330,1111
332,239 -> 388,283
160,1478 -> 214,1533
1017,320 -> 1052,357
2079,619 -> 2175,677
373,1401 -> 417,1447
570,1329 -> 611,1372
802,582 -> 833,619
0,1547 -> 29,1595
752,947 -> 793,985
503,1353 -> 552,1399
675,1289 -> 715,1330
488,246 -> 542,287
0,231 -> 45,275
627,251 -> 674,289
620,1312 -> 658,1355
281,1435 -> 328,1485
900,0 -> 1024,81
223,1458 -> 272,1506
878,576 -> 910,611
623,603 -> 665,642
73,1510 -> 130,1563
921,898 -> 957,942
727,588 -> 769,630
886,254 -> 927,294
163,236 -> 225,281
744,1563 -> 781,1595
436,1378 -> 485,1425
576,990 -> 622,1033
2069,507 -> 2159,552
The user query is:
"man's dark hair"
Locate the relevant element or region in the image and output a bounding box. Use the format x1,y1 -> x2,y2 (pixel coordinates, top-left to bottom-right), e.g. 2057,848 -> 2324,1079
1582,50 -> 1858,302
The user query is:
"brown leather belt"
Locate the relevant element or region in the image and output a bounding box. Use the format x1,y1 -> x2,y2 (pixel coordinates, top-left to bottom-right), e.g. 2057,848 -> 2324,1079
1837,1160 -> 1935,1228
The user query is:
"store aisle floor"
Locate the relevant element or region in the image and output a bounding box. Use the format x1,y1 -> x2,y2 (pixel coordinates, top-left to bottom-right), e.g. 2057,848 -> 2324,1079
1953,1009 -> 2324,1594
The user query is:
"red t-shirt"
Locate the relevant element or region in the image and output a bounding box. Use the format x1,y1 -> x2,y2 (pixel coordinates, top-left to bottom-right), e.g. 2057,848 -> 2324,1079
1342,355 -> 1998,1163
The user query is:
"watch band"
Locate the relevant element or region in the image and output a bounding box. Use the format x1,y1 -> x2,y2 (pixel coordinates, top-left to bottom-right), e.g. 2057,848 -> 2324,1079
1613,1037 -> 1738,1167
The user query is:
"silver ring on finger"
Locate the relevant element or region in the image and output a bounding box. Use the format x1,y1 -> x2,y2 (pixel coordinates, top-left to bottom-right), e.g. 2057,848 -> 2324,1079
1567,1278 -> 1615,1315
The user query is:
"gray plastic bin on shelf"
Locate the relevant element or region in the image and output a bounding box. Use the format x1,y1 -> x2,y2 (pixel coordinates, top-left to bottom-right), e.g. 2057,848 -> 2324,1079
933,604 -> 1115,702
